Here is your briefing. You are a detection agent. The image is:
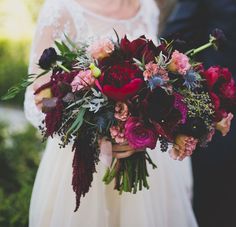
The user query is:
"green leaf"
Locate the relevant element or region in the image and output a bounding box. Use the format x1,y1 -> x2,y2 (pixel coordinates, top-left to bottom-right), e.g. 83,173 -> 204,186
54,40 -> 71,55
66,108 -> 86,135
64,33 -> 77,50
1,70 -> 49,101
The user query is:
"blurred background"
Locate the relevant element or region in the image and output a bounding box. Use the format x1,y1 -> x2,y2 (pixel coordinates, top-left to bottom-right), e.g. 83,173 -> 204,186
0,0 -> 45,226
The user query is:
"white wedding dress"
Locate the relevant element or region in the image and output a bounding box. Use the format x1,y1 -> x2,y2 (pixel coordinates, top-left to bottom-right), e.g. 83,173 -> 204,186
24,0 -> 198,226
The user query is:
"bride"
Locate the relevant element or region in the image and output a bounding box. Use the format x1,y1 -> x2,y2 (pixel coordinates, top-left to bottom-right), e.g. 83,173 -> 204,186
24,0 -> 198,226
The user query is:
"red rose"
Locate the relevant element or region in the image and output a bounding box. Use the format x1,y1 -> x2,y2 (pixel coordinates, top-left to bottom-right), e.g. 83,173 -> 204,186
96,62 -> 144,101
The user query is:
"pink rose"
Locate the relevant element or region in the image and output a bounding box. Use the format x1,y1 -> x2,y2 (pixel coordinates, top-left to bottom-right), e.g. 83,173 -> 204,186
125,117 -> 158,149
88,38 -> 114,60
71,70 -> 95,92
114,102 -> 130,121
168,50 -> 191,75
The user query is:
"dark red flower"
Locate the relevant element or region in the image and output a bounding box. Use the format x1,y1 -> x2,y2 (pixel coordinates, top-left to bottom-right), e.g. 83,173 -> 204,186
204,66 -> 236,121
145,88 -> 175,121
120,35 -> 164,63
96,61 -> 144,101
204,66 -> 221,89
142,88 -> 182,140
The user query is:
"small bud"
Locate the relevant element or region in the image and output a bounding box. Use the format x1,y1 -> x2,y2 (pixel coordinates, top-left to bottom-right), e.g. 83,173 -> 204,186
89,63 -> 101,78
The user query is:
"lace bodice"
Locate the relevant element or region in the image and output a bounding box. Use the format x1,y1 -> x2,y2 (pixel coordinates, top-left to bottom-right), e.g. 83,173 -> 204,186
24,0 -> 160,127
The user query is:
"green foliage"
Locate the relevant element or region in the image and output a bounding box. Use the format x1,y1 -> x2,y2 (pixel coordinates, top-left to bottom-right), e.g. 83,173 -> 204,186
0,122 -> 44,227
0,38 -> 31,106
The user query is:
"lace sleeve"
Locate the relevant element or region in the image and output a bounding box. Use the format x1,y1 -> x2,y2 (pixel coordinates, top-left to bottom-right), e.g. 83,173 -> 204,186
24,0 -> 77,128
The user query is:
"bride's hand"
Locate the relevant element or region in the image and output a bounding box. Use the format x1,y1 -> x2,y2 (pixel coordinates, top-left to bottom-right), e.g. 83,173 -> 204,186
170,135 -> 198,161
112,143 -> 144,159
33,75 -> 51,110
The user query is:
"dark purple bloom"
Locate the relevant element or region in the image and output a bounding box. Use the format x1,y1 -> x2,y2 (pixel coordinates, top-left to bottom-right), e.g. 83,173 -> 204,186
211,28 -> 227,50
38,47 -> 58,70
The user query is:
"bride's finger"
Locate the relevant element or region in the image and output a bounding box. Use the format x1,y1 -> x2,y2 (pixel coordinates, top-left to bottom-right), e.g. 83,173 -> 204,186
112,144 -> 132,152
113,150 -> 135,159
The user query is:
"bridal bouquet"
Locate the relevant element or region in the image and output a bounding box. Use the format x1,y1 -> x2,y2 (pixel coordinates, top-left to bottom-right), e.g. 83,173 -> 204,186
3,29 -> 236,211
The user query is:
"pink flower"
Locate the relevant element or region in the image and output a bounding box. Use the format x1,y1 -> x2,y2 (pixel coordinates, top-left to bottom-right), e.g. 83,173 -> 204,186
143,62 -> 169,81
169,135 -> 198,161
114,102 -> 130,121
110,125 -> 126,144
143,62 -> 159,80
71,70 -> 95,92
124,117 -> 158,150
88,38 -> 114,60
168,50 -> 191,75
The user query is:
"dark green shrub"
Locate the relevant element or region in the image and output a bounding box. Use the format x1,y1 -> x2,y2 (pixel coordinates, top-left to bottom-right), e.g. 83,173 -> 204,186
0,38 -> 31,107
0,122 -> 44,227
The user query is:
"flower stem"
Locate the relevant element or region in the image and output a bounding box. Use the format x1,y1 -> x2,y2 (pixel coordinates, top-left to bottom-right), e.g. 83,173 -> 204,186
57,64 -> 70,73
102,168 -> 110,182
185,42 -> 213,57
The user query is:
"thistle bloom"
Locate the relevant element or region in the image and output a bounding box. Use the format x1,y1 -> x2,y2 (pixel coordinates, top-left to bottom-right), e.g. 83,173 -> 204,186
143,62 -> 169,90
88,38 -> 114,60
168,50 -> 191,75
183,70 -> 199,89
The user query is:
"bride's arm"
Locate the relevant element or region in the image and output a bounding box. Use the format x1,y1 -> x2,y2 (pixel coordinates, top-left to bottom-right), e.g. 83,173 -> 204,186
24,0 -> 76,128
